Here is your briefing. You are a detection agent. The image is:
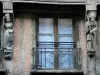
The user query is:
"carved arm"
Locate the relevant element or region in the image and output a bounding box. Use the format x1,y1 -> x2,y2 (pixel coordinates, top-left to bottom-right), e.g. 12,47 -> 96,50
90,27 -> 97,33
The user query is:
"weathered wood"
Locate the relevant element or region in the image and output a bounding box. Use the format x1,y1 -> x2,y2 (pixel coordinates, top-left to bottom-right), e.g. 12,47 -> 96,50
85,11 -> 97,75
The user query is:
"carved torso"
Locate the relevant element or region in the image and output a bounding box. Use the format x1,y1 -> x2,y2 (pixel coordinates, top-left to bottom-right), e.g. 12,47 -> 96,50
4,22 -> 13,50
87,21 -> 96,33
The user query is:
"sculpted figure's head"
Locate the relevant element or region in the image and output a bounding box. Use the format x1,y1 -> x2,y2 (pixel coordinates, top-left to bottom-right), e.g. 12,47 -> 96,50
5,13 -> 11,22
4,13 -> 13,29
87,11 -> 97,22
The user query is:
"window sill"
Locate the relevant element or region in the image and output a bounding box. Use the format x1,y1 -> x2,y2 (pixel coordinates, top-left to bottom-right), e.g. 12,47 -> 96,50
30,69 -> 83,73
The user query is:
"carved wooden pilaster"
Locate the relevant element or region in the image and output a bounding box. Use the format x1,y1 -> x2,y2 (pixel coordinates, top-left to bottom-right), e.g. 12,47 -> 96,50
1,13 -> 14,60
86,10 -> 97,56
2,0 -> 13,60
2,0 -> 14,71
86,10 -> 97,75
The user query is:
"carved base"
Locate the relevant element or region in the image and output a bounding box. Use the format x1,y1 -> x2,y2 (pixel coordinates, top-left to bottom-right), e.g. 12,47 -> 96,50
4,49 -> 13,60
87,50 -> 96,57
0,68 -> 7,75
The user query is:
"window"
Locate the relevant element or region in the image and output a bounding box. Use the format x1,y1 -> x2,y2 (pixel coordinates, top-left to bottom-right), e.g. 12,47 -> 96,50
38,18 -> 54,68
58,19 -> 74,68
36,17 -> 76,69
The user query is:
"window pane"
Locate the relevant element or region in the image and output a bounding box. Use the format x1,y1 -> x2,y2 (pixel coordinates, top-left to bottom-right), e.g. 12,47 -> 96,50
38,18 -> 54,68
39,18 -> 53,34
58,19 -> 73,48
59,35 -> 73,42
59,35 -> 73,48
58,19 -> 72,34
59,50 -> 73,69
39,35 -> 54,42
58,19 -> 74,69
39,49 -> 54,68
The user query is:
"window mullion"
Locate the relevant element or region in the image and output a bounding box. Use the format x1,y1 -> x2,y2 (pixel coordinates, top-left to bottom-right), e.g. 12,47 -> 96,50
53,18 -> 59,69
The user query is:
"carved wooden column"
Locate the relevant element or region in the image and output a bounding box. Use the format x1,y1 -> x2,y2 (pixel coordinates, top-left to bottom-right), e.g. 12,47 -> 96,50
1,1 -> 14,75
85,1 -> 98,75
2,13 -> 13,60
2,0 -> 14,60
86,10 -> 97,75
86,1 -> 97,74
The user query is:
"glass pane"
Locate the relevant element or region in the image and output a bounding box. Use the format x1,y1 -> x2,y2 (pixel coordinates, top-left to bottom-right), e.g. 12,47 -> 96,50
39,48 -> 54,68
58,19 -> 73,48
38,18 -> 54,68
39,18 -> 53,34
58,19 -> 74,69
59,50 -> 73,69
39,35 -> 54,42
59,35 -> 73,48
59,35 -> 73,42
58,19 -> 72,34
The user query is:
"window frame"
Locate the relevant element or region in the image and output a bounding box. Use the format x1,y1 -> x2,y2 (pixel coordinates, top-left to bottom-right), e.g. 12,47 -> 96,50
35,16 -> 76,69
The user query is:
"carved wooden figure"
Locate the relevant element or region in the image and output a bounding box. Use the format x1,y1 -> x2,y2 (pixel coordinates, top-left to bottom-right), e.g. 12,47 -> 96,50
3,13 -> 13,60
86,11 -> 97,75
85,11 -> 97,53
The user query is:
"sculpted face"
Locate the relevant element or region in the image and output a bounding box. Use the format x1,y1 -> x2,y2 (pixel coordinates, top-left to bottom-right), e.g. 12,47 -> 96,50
87,11 -> 97,22
6,17 -> 11,22
5,13 -> 11,23
89,13 -> 96,22
4,14 -> 13,29
90,16 -> 96,22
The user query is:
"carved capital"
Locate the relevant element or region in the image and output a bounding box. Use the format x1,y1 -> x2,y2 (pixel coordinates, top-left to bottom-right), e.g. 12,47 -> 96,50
86,0 -> 97,10
3,1 -> 13,13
